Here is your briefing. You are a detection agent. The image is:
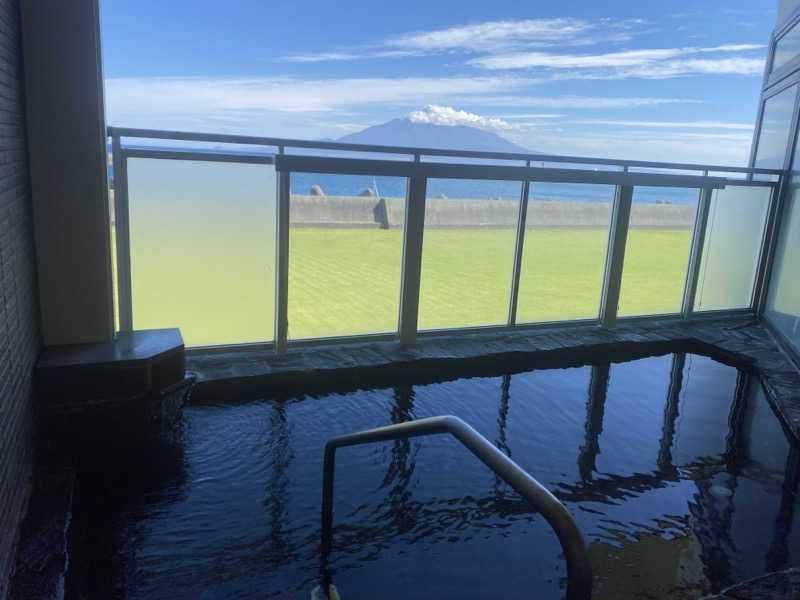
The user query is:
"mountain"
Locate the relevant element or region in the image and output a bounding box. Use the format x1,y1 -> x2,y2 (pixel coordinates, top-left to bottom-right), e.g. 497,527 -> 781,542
338,118 -> 530,154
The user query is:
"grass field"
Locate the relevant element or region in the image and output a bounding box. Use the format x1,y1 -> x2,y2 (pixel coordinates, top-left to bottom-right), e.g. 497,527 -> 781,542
126,227 -> 692,346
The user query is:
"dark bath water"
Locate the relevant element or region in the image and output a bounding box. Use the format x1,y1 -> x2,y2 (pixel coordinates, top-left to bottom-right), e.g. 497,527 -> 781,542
68,353 -> 800,599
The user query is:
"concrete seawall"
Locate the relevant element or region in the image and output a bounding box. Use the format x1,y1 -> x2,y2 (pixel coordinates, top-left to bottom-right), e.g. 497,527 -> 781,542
289,194 -> 696,229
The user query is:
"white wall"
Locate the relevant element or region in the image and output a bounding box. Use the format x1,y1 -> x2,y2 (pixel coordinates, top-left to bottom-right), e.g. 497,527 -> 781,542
20,0 -> 114,345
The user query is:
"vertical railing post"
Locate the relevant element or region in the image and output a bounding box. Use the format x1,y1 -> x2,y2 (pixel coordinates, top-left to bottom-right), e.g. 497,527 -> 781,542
752,176 -> 787,315
398,174 -> 426,345
681,186 -> 713,318
274,169 -> 290,354
599,184 -> 633,328
507,163 -> 531,326
111,132 -> 133,332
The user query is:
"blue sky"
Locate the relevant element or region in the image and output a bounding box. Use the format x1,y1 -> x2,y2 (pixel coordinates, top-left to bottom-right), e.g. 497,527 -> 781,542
100,1 -> 777,165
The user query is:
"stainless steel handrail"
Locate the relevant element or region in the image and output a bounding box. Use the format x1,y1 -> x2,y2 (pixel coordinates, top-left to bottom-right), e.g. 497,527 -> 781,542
320,415 -> 593,600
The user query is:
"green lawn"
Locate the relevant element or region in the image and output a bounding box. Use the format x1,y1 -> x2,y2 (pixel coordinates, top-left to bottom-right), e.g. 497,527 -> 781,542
126,227 -> 692,346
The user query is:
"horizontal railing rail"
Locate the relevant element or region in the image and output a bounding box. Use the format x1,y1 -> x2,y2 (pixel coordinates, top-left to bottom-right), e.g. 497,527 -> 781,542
274,155 -> 730,188
320,415 -> 592,600
107,126 -> 785,353
124,147 -> 275,164
108,126 -> 783,176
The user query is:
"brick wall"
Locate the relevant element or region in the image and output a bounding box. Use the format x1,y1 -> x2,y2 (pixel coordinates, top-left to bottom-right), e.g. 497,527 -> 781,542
0,0 -> 39,597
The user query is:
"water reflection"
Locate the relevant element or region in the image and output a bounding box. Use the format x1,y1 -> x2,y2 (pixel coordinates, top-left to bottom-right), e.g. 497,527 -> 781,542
657,354 -> 684,469
578,364 -> 610,482
766,445 -> 800,572
71,353 -> 800,599
264,402 -> 294,564
323,354 -> 797,598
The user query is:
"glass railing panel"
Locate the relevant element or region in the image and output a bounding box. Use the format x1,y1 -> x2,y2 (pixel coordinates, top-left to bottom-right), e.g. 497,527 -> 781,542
418,179 -> 521,329
288,174 -> 406,339
516,182 -> 614,323
618,187 -> 698,316
127,158 -> 276,346
694,186 -> 772,311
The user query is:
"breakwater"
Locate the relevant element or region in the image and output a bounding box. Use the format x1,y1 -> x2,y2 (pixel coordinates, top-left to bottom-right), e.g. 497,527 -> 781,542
289,195 -> 696,229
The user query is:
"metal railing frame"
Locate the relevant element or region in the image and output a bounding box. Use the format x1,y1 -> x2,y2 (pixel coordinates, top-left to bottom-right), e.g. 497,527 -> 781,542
107,127 -> 784,354
320,415 -> 593,600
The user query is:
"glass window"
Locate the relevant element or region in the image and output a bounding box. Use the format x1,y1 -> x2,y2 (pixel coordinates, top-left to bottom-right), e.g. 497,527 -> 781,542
772,22 -> 800,73
766,125 -> 800,353
617,187 -> 698,316
694,186 -> 771,311
516,182 -> 614,323
127,158 -> 276,346
766,190 -> 800,349
288,174 -> 405,339
754,84 -> 797,171
418,179 -> 520,329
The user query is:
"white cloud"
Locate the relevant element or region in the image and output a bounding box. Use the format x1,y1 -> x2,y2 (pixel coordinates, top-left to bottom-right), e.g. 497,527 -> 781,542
513,128 -> 753,166
387,18 -> 593,52
469,43 -> 766,78
407,105 -> 513,130
609,57 -> 765,78
490,113 -> 566,119
575,119 -> 754,130
697,43 -> 765,52
283,49 -> 421,63
105,76 -> 706,140
280,17 -> 646,62
472,48 -> 686,69
102,76 -> 752,166
105,75 -> 533,123
467,95 -> 702,109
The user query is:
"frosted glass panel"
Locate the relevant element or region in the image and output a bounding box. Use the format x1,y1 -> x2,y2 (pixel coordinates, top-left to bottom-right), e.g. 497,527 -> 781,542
694,186 -> 771,311
516,183 -> 613,323
418,179 -> 520,329
618,187 -> 697,316
127,158 -> 276,346
754,85 -> 797,170
288,174 -> 405,339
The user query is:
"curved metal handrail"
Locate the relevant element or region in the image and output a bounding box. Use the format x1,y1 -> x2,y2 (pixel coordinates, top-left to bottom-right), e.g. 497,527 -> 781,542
320,415 -> 592,599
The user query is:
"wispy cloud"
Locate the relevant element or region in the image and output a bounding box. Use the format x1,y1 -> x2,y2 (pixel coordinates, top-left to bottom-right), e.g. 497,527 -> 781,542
490,113 -> 567,119
469,43 -> 766,78
466,95 -> 702,109
283,49 -> 421,63
103,74 -> 751,165
105,76 -> 706,133
105,75 -> 535,117
575,119 -> 754,130
386,18 -> 613,52
720,8 -> 775,17
511,128 -> 753,166
281,17 -> 646,62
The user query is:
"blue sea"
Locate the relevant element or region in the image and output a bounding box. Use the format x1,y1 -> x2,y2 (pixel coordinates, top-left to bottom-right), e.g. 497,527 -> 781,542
111,146 -> 698,205
290,172 -> 699,204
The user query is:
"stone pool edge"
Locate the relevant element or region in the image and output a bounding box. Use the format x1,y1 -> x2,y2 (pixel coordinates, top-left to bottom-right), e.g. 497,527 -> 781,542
185,315 -> 800,442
